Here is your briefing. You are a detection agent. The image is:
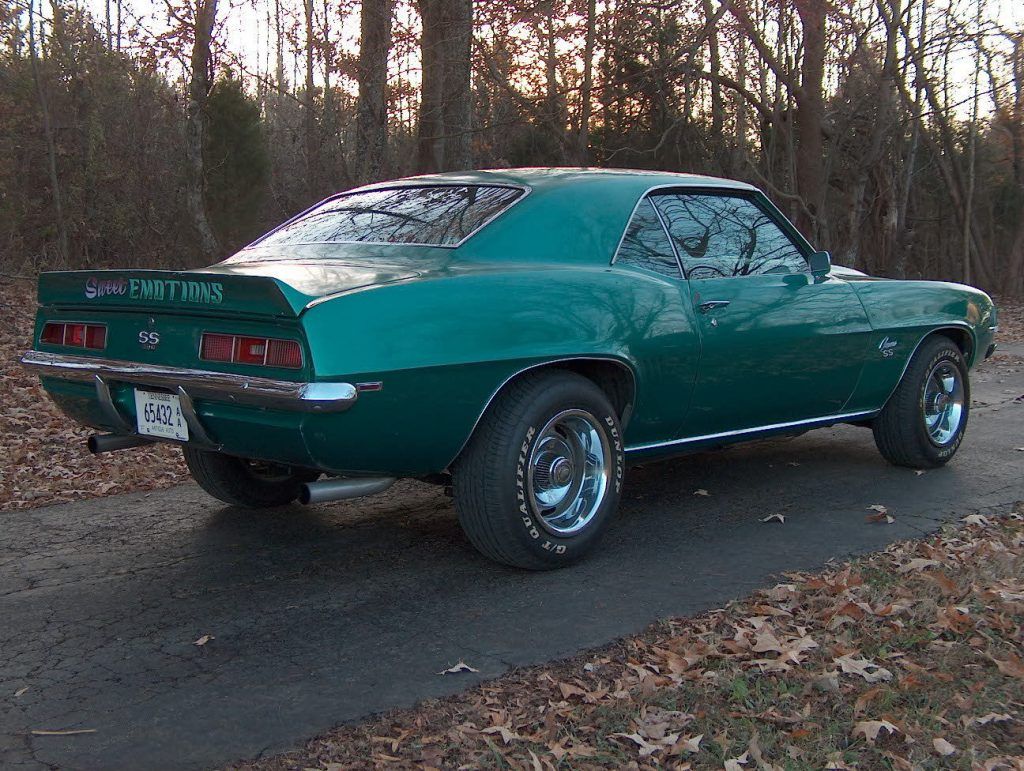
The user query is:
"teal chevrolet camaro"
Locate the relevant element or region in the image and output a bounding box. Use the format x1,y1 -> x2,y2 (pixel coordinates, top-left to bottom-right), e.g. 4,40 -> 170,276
22,169 -> 998,569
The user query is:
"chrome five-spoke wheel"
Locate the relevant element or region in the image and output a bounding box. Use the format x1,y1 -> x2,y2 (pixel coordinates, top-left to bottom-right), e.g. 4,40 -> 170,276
923,361 -> 965,446
453,370 -> 625,570
527,409 -> 612,535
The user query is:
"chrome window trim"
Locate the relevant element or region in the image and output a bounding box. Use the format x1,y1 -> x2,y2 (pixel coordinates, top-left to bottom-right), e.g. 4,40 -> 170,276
242,183 -> 532,252
20,350 -> 358,413
625,409 -> 879,453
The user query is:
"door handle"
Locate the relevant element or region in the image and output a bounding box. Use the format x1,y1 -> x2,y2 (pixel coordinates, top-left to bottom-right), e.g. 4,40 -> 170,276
698,300 -> 730,314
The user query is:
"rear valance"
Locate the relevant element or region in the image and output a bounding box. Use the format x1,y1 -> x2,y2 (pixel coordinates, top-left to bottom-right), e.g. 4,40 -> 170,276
38,270 -> 314,318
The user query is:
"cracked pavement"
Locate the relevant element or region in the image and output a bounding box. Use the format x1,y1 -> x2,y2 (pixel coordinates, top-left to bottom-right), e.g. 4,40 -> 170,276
2,349 -> 1024,770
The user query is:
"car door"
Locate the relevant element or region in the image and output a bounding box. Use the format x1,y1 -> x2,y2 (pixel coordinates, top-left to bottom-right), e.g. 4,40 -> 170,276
650,190 -> 872,438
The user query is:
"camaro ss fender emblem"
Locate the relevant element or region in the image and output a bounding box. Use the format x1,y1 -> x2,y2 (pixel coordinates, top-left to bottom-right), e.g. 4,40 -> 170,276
878,336 -> 899,358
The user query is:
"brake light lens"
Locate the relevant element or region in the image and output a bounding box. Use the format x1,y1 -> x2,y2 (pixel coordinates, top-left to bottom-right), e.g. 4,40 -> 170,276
199,333 -> 302,369
266,338 -> 303,368
40,322 -> 107,350
200,333 -> 234,363
41,323 -> 64,344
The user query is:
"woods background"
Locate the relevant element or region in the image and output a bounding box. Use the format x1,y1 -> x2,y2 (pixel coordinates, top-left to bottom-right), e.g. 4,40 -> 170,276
1,0 -> 1022,295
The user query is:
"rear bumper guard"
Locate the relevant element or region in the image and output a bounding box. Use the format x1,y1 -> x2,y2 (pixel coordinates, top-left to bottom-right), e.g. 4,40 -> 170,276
20,350 -> 358,416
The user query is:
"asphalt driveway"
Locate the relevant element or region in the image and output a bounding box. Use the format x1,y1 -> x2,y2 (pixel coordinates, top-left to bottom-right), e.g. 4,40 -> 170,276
2,351 -> 1023,770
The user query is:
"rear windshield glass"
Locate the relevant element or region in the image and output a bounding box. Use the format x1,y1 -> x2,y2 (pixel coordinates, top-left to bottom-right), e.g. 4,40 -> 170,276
253,185 -> 524,248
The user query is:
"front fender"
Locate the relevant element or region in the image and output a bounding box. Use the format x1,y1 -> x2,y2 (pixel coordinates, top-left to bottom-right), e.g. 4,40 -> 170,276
843,279 -> 995,413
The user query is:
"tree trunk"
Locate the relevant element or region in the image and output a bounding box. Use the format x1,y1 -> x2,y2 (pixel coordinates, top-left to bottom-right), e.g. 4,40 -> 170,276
441,0 -> 472,170
416,0 -> 472,173
416,0 -> 444,172
28,0 -> 69,265
576,0 -> 596,164
303,0 -> 318,194
793,0 -> 826,241
185,0 -> 219,262
357,0 -> 392,181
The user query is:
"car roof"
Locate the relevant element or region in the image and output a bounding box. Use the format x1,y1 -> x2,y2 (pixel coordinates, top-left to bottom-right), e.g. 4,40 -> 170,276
347,168 -> 762,265
358,167 -> 757,194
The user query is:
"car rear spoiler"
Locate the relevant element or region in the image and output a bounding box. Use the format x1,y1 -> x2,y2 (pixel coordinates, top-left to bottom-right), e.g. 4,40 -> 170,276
36,269 -> 314,318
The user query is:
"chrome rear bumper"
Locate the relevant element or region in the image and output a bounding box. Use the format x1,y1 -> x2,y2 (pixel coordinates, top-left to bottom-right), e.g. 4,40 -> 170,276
20,350 -> 358,413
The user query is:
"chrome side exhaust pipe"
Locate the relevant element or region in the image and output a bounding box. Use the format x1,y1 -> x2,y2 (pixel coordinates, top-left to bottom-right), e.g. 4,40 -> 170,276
87,433 -> 156,454
299,476 -> 396,505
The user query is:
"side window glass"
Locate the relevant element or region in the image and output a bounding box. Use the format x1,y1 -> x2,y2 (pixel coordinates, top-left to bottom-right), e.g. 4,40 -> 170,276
613,198 -> 680,277
651,194 -> 807,279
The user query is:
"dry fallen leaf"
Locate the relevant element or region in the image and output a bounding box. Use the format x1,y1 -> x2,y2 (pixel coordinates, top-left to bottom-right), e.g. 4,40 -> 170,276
966,713 -> 1013,727
760,513 -> 785,524
962,513 -> 991,526
693,489 -> 710,497
675,733 -> 702,754
852,719 -> 900,743
437,660 -> 480,675
932,737 -> 957,756
834,655 -> 893,683
481,725 -> 523,744
724,751 -> 749,770
866,505 -> 895,524
990,653 -> 1024,679
193,634 -> 214,646
14,687 -> 29,697
611,731 -> 661,757
897,558 -> 940,573
854,686 -> 883,715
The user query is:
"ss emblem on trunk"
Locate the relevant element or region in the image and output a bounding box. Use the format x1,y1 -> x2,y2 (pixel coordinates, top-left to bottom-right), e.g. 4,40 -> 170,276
139,325 -> 161,350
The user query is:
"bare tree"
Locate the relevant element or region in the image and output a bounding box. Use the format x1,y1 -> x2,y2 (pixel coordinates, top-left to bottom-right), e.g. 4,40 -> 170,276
184,0 -> 219,261
357,0 -> 393,182
417,0 -> 472,172
28,0 -> 69,264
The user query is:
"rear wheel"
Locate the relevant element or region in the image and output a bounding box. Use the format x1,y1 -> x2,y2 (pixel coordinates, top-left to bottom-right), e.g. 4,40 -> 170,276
872,336 -> 970,468
452,371 -> 625,570
182,447 -> 319,507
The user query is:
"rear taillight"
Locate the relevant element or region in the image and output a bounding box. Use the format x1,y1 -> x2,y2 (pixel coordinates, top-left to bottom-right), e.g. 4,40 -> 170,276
265,338 -> 303,368
199,332 -> 302,369
40,322 -> 107,350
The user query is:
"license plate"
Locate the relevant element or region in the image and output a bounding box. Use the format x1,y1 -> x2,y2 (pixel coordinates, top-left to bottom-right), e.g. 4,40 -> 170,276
134,389 -> 189,441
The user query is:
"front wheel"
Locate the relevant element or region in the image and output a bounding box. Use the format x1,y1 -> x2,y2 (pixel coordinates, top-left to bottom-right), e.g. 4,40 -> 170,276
452,371 -> 625,570
182,447 -> 319,507
872,336 -> 970,468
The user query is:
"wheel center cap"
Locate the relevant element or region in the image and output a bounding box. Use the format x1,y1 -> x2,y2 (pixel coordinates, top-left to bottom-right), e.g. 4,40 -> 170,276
935,393 -> 949,409
550,457 -> 573,486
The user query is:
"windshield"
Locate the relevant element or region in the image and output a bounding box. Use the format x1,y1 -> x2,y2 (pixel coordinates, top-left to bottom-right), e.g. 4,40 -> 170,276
252,185 -> 525,249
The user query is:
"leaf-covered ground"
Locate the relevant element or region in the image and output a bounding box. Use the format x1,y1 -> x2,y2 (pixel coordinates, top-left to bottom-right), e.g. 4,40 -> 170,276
0,279 -> 187,511
233,511 -> 1024,770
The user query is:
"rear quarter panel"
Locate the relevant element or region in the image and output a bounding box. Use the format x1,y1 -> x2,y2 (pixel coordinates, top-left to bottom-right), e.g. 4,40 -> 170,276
843,279 -> 996,413
298,265 -> 698,475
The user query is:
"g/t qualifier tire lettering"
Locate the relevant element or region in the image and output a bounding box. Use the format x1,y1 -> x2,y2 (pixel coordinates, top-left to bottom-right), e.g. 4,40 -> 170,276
872,336 -> 970,468
453,370 -> 626,570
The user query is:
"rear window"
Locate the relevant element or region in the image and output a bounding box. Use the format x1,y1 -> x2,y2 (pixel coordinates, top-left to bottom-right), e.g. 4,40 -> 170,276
253,185 -> 525,248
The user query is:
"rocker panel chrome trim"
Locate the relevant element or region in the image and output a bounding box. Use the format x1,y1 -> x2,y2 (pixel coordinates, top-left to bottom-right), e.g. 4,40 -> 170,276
625,410 -> 878,453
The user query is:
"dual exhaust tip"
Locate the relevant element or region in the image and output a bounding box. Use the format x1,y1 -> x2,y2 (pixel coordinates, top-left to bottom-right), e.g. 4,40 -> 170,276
88,433 -> 395,505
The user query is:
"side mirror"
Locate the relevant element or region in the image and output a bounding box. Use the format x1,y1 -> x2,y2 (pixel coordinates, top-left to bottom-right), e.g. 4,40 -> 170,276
809,250 -> 831,278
